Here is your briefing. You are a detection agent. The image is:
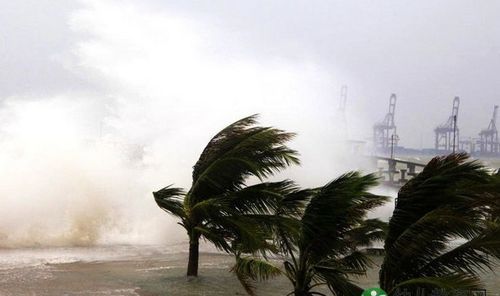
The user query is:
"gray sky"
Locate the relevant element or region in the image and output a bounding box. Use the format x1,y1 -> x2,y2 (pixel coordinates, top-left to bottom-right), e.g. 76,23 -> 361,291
1,0 -> 500,149
1,0 -> 500,246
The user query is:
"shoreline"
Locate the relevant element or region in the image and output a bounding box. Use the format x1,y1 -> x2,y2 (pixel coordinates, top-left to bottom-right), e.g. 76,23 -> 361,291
0,247 -> 497,295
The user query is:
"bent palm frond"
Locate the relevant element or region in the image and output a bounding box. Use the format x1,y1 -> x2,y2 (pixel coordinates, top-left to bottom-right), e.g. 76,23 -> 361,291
390,273 -> 482,294
153,185 -> 186,220
300,172 -> 386,260
188,114 -> 299,206
231,255 -> 282,296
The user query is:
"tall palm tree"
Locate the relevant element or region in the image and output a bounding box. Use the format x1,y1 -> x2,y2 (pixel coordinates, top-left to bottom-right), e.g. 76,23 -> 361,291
153,115 -> 300,276
232,172 -> 388,296
380,153 -> 500,294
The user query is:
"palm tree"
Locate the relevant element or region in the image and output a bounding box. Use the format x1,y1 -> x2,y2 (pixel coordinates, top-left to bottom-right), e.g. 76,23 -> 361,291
380,153 -> 500,294
153,115 -> 300,276
232,172 -> 388,296
230,182 -> 312,295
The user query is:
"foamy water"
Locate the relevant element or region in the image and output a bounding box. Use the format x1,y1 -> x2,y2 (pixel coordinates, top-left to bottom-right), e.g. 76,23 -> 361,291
0,245 -> 498,296
0,244 -> 182,269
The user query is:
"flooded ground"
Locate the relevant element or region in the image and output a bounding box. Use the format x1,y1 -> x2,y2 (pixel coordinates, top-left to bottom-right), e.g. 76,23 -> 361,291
0,245 -> 498,296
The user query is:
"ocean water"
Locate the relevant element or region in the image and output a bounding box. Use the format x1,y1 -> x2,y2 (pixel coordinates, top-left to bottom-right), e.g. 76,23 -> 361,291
0,245 -> 498,296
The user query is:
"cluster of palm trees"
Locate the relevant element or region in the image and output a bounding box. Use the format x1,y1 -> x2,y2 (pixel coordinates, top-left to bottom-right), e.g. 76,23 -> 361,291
154,115 -> 500,296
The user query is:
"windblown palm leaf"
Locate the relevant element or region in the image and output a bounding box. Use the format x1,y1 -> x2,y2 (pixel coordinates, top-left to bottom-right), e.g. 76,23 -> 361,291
231,256 -> 283,296
187,114 -> 299,207
300,173 -> 385,260
380,153 -> 500,294
154,186 -> 186,220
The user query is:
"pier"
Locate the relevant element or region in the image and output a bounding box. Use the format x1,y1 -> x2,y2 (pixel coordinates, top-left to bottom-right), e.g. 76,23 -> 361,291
372,156 -> 426,188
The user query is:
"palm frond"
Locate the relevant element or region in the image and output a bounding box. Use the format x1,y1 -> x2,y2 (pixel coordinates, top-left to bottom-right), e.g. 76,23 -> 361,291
194,225 -> 232,252
231,256 -> 281,296
226,180 -> 302,215
416,219 -> 500,276
234,269 -> 257,296
153,185 -> 186,220
334,250 -> 373,274
187,114 -> 299,206
312,268 -> 364,296
208,215 -> 271,254
231,255 -> 282,288
383,207 -> 485,280
300,172 -> 386,260
390,273 -> 482,294
346,219 -> 388,248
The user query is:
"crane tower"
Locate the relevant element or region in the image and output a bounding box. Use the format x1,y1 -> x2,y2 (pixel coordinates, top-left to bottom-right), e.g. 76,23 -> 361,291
373,94 -> 398,151
435,97 -> 460,152
478,105 -> 499,155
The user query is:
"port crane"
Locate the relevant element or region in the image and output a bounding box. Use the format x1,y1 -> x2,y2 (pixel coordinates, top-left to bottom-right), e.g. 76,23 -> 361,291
478,105 -> 499,155
435,97 -> 460,152
373,94 -> 398,151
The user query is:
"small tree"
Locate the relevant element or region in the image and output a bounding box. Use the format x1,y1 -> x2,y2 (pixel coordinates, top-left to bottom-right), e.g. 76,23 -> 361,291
232,172 -> 388,296
153,115 -> 299,276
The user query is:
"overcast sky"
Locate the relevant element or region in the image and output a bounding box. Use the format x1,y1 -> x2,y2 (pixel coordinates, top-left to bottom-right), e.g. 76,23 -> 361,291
2,0 -> 500,246
2,0 -> 500,149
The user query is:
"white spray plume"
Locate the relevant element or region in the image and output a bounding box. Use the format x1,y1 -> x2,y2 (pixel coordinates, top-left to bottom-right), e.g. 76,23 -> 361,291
0,0 -> 380,247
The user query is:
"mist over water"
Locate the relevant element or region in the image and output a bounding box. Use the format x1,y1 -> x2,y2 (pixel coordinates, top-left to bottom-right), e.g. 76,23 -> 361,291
0,96 -> 385,248
0,0 -> 383,248
0,97 -> 178,247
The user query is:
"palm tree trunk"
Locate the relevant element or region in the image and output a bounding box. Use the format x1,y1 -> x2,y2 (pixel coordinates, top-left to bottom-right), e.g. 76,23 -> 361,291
294,264 -> 308,296
187,232 -> 200,277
